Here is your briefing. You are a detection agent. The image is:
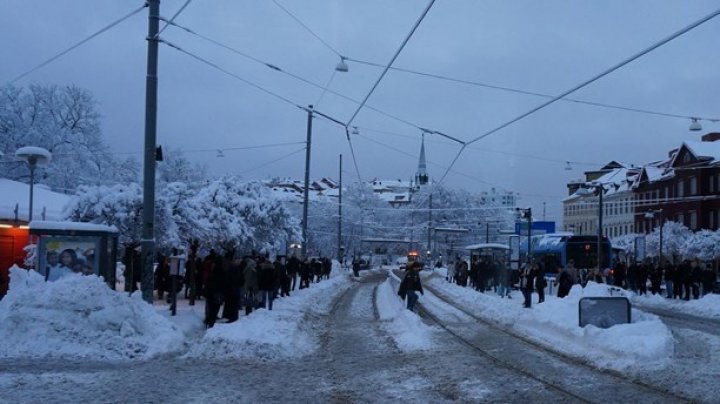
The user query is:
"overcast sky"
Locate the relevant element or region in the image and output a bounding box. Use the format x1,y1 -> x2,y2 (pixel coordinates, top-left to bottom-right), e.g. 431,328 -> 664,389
2,1 -> 719,223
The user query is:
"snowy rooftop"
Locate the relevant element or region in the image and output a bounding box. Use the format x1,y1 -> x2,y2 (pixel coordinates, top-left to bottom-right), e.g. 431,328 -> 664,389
0,178 -> 70,223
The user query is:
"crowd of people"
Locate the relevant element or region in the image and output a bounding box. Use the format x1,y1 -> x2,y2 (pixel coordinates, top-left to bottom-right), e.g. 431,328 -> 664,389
122,246 -> 334,328
446,255 -> 718,309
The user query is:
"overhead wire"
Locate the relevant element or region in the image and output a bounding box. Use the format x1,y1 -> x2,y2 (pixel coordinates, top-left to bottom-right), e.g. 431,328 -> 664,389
9,3 -> 147,84
431,7 -> 720,196
157,0 -> 194,36
161,19 -> 444,138
269,0 -> 343,58
237,147 -> 306,175
345,0 -> 437,128
345,57 -> 720,124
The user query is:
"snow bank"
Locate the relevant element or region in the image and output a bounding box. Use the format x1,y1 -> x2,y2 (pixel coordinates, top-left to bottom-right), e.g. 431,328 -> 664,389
185,268 -> 353,360
631,292 -> 720,319
426,275 -> 673,372
376,277 -> 438,351
0,266 -> 184,360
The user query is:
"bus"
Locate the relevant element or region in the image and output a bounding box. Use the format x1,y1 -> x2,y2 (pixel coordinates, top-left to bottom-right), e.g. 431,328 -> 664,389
519,233 -> 612,274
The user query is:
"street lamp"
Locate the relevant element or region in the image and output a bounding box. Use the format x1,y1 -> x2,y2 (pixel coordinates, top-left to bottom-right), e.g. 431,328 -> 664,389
15,146 -> 51,222
644,209 -> 664,265
516,207 -> 532,263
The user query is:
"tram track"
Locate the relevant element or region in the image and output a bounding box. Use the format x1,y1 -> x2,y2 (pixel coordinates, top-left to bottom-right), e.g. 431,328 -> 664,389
388,269 -> 693,403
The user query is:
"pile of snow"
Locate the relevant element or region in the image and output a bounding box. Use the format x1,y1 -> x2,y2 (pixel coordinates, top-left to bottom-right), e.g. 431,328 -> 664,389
185,266 -> 353,360
426,274 -> 673,372
376,277 -> 438,351
630,292 -> 720,319
0,266 -> 184,360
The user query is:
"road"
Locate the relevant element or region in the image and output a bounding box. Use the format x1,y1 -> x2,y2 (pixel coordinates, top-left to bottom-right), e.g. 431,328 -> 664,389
0,271 -> 713,403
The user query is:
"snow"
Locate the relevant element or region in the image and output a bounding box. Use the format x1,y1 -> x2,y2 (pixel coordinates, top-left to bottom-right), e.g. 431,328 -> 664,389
0,178 -> 70,222
0,266 -> 184,360
184,267 -> 353,360
14,146 -> 52,163
630,292 -> 720,319
425,268 -> 674,372
29,220 -> 118,233
376,277 -> 438,351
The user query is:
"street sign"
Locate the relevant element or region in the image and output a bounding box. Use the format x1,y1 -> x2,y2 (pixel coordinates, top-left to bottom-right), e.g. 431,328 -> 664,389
579,297 -> 631,328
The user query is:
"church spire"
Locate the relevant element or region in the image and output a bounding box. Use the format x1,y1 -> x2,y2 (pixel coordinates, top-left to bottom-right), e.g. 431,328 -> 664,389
416,132 -> 428,186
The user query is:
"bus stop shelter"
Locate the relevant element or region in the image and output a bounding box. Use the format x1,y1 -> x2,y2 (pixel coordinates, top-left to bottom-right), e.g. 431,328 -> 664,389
30,221 -> 118,288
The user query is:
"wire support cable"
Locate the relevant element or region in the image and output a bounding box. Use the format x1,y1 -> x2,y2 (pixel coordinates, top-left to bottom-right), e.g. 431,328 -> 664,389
467,7 -> 720,147
162,19 -> 443,135
9,3 -> 147,84
270,0 -> 343,57
345,127 -> 363,183
157,0 -> 194,36
426,7 -> 720,203
159,39 -> 304,111
345,0 -> 437,128
238,147 -> 306,175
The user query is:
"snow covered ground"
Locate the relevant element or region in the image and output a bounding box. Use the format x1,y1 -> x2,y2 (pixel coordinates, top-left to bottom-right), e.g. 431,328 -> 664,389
0,264 -> 355,362
1,262 -> 717,375
184,267 -> 353,360
0,266 -> 184,361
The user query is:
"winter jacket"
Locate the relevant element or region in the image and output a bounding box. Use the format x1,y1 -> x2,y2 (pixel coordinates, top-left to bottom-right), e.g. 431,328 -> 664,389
258,261 -> 277,291
243,258 -> 258,291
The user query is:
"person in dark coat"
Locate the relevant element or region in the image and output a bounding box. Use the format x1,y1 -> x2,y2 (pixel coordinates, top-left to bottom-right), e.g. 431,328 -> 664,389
287,255 -> 300,290
398,262 -> 424,311
535,268 -> 547,303
243,256 -> 258,315
222,252 -> 243,323
203,254 -> 226,328
519,262 -> 536,308
556,266 -> 572,298
275,256 -> 290,297
155,253 -> 169,300
258,257 -> 277,310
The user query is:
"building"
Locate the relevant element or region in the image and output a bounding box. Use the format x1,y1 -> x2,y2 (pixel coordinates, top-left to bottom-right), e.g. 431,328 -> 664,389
563,161 -> 638,238
563,133 -> 720,240
633,133 -> 720,233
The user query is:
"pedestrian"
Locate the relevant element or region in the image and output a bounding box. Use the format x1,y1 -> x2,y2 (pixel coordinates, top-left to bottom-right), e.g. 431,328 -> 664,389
398,261 -> 424,311
287,255 -> 300,291
556,265 -> 572,298
258,256 -> 277,310
535,268 -> 546,303
243,255 -> 258,315
222,252 -> 243,323
519,261 -> 536,308
203,254 -> 226,328
352,258 -> 360,278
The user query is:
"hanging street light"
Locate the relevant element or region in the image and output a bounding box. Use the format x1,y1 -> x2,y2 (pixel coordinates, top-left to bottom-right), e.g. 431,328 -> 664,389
335,56 -> 349,73
689,118 -> 702,132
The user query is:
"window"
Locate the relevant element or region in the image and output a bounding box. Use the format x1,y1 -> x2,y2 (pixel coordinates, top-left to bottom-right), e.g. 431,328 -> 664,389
689,210 -> 697,229
710,175 -> 715,193
690,177 -> 697,195
665,186 -> 669,200
709,210 -> 714,230
676,181 -> 684,198
677,212 -> 685,226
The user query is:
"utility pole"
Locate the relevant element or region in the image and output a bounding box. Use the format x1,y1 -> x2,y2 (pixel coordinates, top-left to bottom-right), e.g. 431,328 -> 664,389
597,186 -> 603,271
301,105 -> 313,260
427,193 -> 432,254
140,0 -> 160,303
337,154 -> 343,263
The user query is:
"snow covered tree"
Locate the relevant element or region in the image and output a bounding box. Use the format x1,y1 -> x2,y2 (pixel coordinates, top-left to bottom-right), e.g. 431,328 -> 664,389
0,84 -> 119,192
681,229 -> 720,261
645,221 -> 691,261
156,146 -> 207,184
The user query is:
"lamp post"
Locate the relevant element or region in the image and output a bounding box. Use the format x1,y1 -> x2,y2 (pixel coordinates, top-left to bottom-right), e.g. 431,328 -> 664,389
15,146 -> 52,222
516,208 -> 532,263
644,209 -> 664,265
